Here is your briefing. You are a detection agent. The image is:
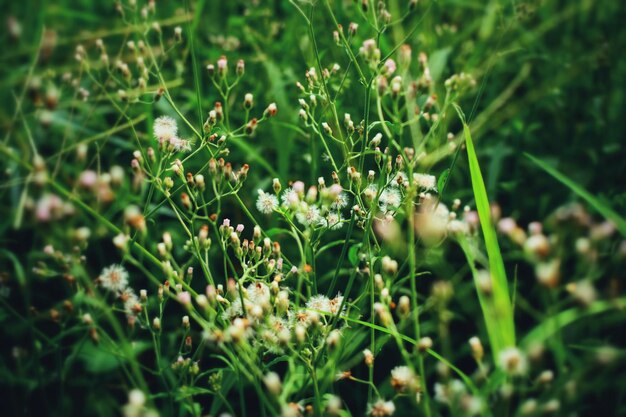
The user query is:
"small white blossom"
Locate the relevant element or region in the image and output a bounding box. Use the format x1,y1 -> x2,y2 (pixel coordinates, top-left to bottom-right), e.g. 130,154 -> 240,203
256,190 -> 279,214
296,204 -> 321,226
413,173 -> 437,191
368,399 -> 395,417
320,212 -> 344,230
247,282 -> 271,306
379,188 -> 402,212
306,294 -> 331,313
99,264 -> 129,293
390,366 -> 419,393
122,289 -> 140,316
498,347 -> 528,376
281,187 -> 300,208
330,192 -> 349,210
153,116 -> 178,141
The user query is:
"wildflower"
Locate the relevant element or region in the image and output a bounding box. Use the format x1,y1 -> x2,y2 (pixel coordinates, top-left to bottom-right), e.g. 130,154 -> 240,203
320,212 -> 344,230
265,102 -> 278,117
566,280 -> 597,306
397,295 -> 410,319
326,329 -> 341,348
264,372 -> 282,396
379,188 -> 402,212
121,289 -> 140,316
390,366 -> 420,393
306,294 -> 331,313
247,281 -> 271,306
368,399 -> 395,417
295,204 -> 321,226
99,264 -> 129,293
416,202 -> 450,244
244,93 -> 254,109
524,233 -> 550,258
177,291 -> 191,305
217,55 -> 228,77
469,336 -> 484,361
281,187 -> 300,208
381,256 -> 398,275
413,173 -> 437,191
326,395 -> 342,415
383,59 -> 396,75
329,192 -> 349,210
256,190 -> 279,214
418,336 -> 433,352
328,294 -> 345,315
370,132 -> 382,147
498,347 -> 528,376
535,259 -> 560,288
363,349 -> 374,366
169,137 -> 192,152
360,39 -> 378,57
153,116 -> 177,142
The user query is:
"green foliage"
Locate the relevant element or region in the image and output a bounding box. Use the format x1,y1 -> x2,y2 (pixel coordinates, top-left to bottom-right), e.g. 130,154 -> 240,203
1,1 -> 625,416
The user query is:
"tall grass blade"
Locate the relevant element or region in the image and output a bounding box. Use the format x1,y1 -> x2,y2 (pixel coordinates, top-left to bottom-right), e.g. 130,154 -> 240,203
456,105 -> 516,360
525,152 -> 626,236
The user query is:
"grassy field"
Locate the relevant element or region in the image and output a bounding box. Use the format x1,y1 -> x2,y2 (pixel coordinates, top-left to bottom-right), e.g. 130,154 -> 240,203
1,1 -> 625,416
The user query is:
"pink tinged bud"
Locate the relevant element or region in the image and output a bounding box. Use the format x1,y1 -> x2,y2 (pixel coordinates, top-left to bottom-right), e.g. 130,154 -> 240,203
236,224 -> 244,233
292,181 -> 305,194
206,285 -> 216,301
384,59 -> 397,75
177,291 -> 191,305
266,102 -> 277,117
236,59 -> 245,76
222,218 -> 231,227
217,56 -> 227,76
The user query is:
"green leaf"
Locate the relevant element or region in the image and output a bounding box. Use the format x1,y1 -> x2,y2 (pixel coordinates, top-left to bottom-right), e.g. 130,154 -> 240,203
525,153 -> 626,236
456,105 -> 516,359
437,168 -> 450,194
77,343 -> 122,374
347,244 -> 361,266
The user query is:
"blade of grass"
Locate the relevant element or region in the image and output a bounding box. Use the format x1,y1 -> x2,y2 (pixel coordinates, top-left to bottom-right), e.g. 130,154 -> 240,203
521,297 -> 626,349
525,153 -> 626,236
455,105 -> 516,360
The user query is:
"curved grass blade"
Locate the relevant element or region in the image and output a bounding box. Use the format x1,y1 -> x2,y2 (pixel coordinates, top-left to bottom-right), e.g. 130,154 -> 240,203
455,105 -> 516,360
525,152 -> 626,236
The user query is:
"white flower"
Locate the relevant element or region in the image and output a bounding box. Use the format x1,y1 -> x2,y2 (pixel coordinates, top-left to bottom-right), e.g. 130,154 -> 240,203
363,184 -> 378,202
263,372 -> 282,396
413,173 -> 437,190
391,171 -> 407,187
306,294 -> 331,313
99,264 -> 129,293
368,399 -> 395,417
153,116 -> 178,141
328,294 -> 345,315
122,289 -> 140,316
222,297 -> 248,320
330,192 -> 349,210
169,137 -> 192,152
247,281 -> 271,306
296,204 -> 321,226
281,187 -> 300,208
379,188 -> 402,212
390,366 -> 419,393
320,212 -> 344,230
498,347 -> 528,376
256,190 -> 278,214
